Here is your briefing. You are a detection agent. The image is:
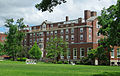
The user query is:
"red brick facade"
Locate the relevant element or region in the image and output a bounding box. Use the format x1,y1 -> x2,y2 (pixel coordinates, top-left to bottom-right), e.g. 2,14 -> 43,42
22,10 -> 119,64
0,33 -> 7,43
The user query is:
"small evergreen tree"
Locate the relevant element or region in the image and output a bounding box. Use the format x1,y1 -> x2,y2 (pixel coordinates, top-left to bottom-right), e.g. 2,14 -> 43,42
29,42 -> 42,60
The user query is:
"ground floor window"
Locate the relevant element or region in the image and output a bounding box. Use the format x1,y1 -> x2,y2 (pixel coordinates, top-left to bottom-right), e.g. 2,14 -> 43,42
73,48 -> 77,59
117,48 -> 120,58
87,47 -> 91,55
80,48 -> 84,57
67,48 -> 70,59
111,48 -> 114,58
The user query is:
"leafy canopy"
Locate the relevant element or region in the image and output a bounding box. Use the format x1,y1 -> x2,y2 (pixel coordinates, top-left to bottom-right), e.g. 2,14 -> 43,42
29,42 -> 42,60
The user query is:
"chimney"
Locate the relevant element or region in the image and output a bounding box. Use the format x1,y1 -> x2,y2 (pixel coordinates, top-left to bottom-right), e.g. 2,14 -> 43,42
66,16 -> 69,21
84,10 -> 91,21
91,11 -> 97,16
78,18 -> 82,23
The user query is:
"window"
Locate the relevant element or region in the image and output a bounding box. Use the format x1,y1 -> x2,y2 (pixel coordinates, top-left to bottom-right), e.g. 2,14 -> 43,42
54,30 -> 57,35
30,33 -> 32,36
2,37 -> 4,40
117,48 -> 120,58
33,38 -> 35,42
80,28 -> 83,33
96,21 -> 100,28
43,23 -> 46,30
89,35 -> 92,40
67,48 -> 70,59
39,44 -> 43,48
87,47 -> 91,55
97,32 -> 101,36
61,53 -> 64,59
89,28 -> 92,33
80,35 -> 83,40
51,24 -> 53,28
61,36 -> 63,39
80,48 -> 84,57
66,35 -> 69,41
33,27 -> 36,30
61,29 -> 64,34
40,38 -> 43,42
71,28 -> 74,33
30,39 -> 32,43
47,32 -> 49,35
33,33 -> 35,36
47,38 -> 49,41
37,33 -> 39,36
73,48 -> 77,59
111,48 -> 114,58
66,29 -> 69,34
71,35 -> 74,41
51,31 -> 53,35
39,32 -> 43,36
37,39 -> 39,42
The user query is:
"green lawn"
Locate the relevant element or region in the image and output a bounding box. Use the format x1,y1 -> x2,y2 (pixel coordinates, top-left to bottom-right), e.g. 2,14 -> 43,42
0,61 -> 120,76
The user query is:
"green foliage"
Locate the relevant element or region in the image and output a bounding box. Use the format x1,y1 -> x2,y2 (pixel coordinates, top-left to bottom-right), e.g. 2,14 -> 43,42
17,57 -> 28,61
64,61 -> 68,64
57,61 -> 63,64
46,36 -> 68,61
98,0 -> 120,47
4,18 -> 25,61
29,42 -> 42,60
35,0 -> 66,12
0,42 -> 6,56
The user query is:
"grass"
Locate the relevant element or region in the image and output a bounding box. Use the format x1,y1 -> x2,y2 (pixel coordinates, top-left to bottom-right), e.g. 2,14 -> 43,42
0,61 -> 120,76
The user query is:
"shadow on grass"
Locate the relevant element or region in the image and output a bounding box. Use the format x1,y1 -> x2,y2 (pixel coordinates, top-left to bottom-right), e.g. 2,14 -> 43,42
93,72 -> 120,76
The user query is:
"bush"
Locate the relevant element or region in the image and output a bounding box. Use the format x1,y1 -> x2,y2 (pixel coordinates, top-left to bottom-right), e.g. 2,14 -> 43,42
76,61 -> 81,65
57,61 -> 63,64
64,61 -> 68,64
80,57 -> 91,65
17,57 -> 28,61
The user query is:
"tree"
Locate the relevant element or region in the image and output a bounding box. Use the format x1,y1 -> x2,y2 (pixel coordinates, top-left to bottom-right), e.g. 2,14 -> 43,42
88,38 -> 111,65
35,0 -> 66,12
98,0 -> 120,47
46,36 -> 68,62
0,42 -> 5,56
29,42 -> 42,60
4,18 -> 25,61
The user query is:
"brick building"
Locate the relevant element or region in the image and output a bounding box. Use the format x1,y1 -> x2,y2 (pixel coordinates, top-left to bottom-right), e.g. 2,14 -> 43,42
23,10 -> 120,64
0,32 -> 7,43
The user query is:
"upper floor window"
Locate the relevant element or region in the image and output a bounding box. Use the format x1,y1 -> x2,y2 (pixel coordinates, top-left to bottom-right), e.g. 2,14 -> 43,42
61,29 -> 64,34
71,35 -> 74,41
66,29 -> 69,34
43,23 -> 46,30
96,21 -> 100,28
89,35 -> 92,40
33,27 -> 36,30
40,38 -> 43,42
80,28 -> 83,33
51,24 -> 53,28
80,34 -> 83,40
66,35 -> 69,41
117,48 -> 120,58
61,36 -> 63,39
47,38 -> 49,41
89,28 -> 92,33
39,32 -> 43,36
54,30 -> 57,35
30,33 -> 32,36
111,48 -> 114,58
33,33 -> 36,36
51,31 -> 53,35
71,28 -> 74,33
97,32 -> 101,36
47,32 -> 49,35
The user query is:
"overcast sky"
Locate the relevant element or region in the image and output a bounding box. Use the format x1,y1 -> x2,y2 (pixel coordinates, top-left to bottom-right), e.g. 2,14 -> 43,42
0,0 -> 117,33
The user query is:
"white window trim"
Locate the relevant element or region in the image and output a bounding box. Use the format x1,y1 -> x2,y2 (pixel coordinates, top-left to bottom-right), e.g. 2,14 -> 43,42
80,48 -> 84,57
73,48 -> 77,59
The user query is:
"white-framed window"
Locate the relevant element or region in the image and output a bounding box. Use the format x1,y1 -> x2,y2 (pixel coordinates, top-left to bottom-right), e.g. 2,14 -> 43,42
111,48 -> 114,58
61,29 -> 64,34
80,34 -> 83,40
60,53 -> 64,59
80,28 -> 83,33
30,33 -> 32,36
61,36 -> 63,39
73,48 -> 77,59
67,48 -> 70,59
89,35 -> 92,40
54,30 -> 57,35
33,38 -> 35,42
39,38 -> 43,42
47,32 -> 49,35
89,28 -> 92,33
37,38 -> 39,42
47,38 -> 49,41
51,31 -> 53,35
43,23 -> 46,30
66,29 -> 69,34
39,32 -> 43,36
71,35 -> 74,41
39,44 -> 43,48
87,47 -> 91,55
51,24 -> 53,28
97,32 -> 101,36
71,28 -> 74,33
66,35 -> 69,41
117,48 -> 120,58
96,21 -> 100,28
33,27 -> 36,30
33,33 -> 36,36
30,39 -> 32,43
80,48 -> 84,57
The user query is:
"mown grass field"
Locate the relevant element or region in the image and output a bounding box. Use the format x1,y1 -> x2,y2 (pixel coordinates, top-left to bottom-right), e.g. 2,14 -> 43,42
0,61 -> 120,76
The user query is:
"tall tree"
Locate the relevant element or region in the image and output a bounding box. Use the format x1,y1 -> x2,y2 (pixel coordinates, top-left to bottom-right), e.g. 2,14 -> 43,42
46,36 -> 68,62
35,0 -> 66,12
29,42 -> 42,60
4,18 -> 25,61
98,0 -> 120,47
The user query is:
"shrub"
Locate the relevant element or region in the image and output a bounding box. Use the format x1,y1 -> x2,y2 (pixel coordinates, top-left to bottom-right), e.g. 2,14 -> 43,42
57,61 -> 63,64
17,57 -> 28,61
80,57 -> 91,65
76,61 -> 81,65
64,61 -> 68,64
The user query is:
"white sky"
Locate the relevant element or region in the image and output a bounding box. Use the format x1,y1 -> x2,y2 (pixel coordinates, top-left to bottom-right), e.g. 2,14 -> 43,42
0,0 -> 117,32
